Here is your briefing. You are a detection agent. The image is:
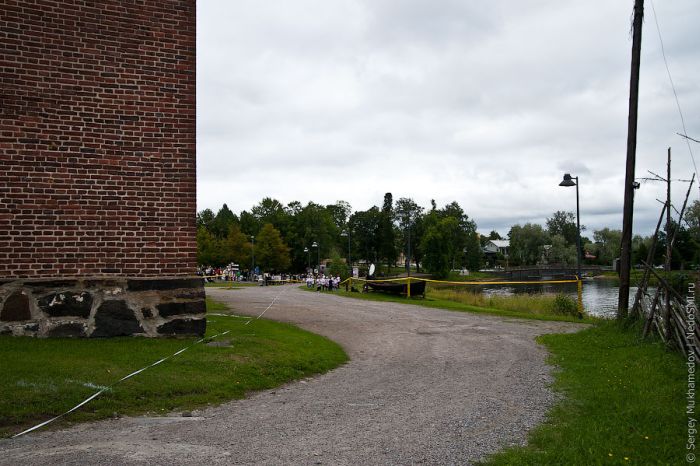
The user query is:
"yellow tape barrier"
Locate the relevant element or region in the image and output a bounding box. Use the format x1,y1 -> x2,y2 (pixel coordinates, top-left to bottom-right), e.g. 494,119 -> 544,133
342,277 -> 580,286
341,276 -> 581,299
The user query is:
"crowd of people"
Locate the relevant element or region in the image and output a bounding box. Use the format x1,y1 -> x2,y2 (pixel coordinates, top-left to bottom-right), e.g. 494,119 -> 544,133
196,265 -> 247,282
197,265 -> 314,285
305,274 -> 342,291
197,264 -> 352,292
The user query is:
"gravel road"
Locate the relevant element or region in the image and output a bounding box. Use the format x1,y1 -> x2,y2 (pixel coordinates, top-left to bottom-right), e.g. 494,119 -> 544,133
1,285 -> 585,465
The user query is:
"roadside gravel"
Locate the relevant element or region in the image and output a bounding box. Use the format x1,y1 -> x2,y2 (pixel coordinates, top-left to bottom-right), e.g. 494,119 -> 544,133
0,285 -> 585,465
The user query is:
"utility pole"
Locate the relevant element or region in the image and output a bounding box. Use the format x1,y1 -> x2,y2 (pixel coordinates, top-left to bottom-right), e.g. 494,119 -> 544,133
618,0 -> 644,319
664,148 -> 672,343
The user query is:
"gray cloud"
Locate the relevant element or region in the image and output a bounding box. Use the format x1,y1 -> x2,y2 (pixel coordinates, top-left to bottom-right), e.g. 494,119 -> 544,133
197,0 -> 700,236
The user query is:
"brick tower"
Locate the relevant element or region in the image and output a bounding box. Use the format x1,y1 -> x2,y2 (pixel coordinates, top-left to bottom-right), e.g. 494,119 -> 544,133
0,0 -> 205,337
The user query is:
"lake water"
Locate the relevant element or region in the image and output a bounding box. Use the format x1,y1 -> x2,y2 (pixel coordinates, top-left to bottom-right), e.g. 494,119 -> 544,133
475,279 -> 642,318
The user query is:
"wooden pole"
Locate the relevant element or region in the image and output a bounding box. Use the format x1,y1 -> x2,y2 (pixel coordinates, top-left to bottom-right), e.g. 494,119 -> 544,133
670,173 -> 696,268
663,149 -> 673,343
642,176 -> 695,337
618,0 -> 644,319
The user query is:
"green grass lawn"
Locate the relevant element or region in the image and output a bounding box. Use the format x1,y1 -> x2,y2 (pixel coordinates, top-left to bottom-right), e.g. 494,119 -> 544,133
306,286 -> 595,323
481,321 -> 688,465
0,297 -> 347,438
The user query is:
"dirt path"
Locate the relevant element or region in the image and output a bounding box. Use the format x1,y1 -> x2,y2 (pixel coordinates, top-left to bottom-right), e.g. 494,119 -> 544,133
0,285 -> 584,465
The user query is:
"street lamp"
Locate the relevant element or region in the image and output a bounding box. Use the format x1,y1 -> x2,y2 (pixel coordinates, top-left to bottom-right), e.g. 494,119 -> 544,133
559,173 -> 583,318
341,230 -> 351,275
558,174 -> 582,279
251,235 -> 255,280
311,241 -> 319,272
304,246 -> 310,272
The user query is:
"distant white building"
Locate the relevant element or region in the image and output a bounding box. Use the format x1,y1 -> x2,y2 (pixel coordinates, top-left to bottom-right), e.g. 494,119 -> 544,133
483,239 -> 510,257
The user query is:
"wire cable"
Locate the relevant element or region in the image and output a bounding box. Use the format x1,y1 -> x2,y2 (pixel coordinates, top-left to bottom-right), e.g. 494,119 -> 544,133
649,0 -> 699,191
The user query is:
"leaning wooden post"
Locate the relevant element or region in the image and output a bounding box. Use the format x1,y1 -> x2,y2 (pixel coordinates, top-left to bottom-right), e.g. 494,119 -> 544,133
642,262 -> 687,302
634,203 -> 667,319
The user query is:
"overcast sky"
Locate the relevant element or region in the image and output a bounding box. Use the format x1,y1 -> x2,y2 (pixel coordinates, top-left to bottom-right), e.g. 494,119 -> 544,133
196,0 -> 699,237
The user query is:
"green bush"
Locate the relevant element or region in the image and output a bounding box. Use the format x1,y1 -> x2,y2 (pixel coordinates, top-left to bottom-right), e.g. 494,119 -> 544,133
327,250 -> 350,279
551,294 -> 578,316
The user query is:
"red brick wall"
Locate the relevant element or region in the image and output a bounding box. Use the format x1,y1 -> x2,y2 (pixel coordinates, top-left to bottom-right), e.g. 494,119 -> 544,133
0,0 -> 197,278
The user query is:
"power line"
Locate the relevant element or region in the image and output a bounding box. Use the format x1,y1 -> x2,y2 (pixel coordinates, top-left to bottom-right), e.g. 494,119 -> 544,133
649,0 -> 699,191
678,133 -> 700,144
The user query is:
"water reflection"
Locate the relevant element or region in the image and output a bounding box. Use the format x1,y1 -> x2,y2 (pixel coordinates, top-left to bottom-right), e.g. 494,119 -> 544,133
475,279 -> 642,318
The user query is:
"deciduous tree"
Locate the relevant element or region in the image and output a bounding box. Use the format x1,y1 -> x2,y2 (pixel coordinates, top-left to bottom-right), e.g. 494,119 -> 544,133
395,197 -> 424,271
420,217 -> 459,278
255,223 -> 291,272
546,211 -> 582,246
509,223 -> 549,266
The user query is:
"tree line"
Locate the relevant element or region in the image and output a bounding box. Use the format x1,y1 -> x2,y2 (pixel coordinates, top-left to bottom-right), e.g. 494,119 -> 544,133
196,194 -> 481,278
196,196 -> 700,276
506,203 -> 700,269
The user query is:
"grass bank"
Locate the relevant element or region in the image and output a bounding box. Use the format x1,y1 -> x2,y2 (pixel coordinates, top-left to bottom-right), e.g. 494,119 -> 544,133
445,270 -> 502,281
302,286 -> 595,323
428,288 -> 581,317
0,297 -> 347,438
482,321 -> 687,465
204,281 -> 257,288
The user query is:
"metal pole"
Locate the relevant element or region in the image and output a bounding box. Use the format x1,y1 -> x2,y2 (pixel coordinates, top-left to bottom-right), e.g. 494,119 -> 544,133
407,226 -> 411,298
407,226 -> 411,278
311,241 -> 318,273
251,236 -> 255,280
575,177 -> 582,280
575,177 -> 583,318
618,0 -> 644,319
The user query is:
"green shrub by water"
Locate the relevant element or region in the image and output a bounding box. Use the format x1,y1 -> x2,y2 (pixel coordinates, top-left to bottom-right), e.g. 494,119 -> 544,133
552,294 -> 578,316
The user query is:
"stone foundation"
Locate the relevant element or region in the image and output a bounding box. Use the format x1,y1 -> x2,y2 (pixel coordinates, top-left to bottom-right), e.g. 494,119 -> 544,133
0,277 -> 206,338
